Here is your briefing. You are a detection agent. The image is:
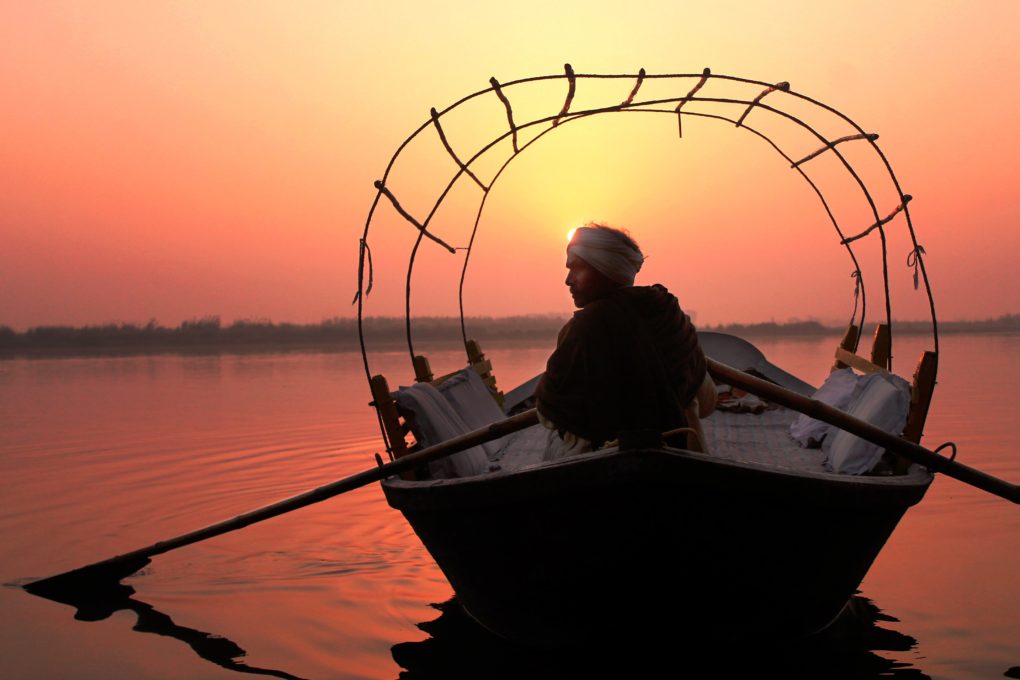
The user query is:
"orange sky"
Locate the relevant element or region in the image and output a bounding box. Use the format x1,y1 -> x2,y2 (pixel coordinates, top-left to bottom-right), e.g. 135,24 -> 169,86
1,1 -> 1018,330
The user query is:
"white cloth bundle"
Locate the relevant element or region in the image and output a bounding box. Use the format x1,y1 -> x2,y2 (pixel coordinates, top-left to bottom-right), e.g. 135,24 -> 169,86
434,367 -> 508,459
393,381 -> 490,478
789,368 -> 858,446
823,372 -> 911,474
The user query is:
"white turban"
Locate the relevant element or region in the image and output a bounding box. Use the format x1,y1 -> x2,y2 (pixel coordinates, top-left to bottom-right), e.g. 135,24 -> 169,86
566,226 -> 645,286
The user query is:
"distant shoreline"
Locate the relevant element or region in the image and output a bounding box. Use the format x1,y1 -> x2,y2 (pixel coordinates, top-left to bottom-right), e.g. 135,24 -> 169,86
1,315 -> 1017,359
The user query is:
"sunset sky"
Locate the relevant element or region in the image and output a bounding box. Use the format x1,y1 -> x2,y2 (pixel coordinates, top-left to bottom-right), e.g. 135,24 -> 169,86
2,1 -> 1017,330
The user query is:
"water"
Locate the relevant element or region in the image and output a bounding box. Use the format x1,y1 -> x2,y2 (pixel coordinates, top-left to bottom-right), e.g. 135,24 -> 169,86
1,336 -> 1017,679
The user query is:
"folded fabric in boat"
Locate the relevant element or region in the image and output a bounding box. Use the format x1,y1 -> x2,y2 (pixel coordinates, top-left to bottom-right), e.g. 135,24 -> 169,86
822,372 -> 911,475
790,368 -> 858,447
394,381 -> 490,478
715,384 -> 769,414
434,368 -> 507,459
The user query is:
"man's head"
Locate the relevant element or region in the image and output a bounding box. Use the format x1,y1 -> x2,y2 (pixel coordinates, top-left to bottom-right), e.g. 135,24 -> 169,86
565,224 -> 645,308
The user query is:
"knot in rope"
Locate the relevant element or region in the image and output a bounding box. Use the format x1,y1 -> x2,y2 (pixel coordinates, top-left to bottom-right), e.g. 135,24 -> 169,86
907,245 -> 926,290
846,270 -> 863,334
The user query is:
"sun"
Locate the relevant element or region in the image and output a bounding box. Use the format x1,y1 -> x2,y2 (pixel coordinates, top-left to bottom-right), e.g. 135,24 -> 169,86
566,227 -> 578,243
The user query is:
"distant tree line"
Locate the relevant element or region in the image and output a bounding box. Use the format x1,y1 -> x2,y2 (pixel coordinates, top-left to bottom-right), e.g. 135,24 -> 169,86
701,314 -> 1020,337
1,313 -> 1017,357
700,320 -> 835,336
0,315 -> 568,356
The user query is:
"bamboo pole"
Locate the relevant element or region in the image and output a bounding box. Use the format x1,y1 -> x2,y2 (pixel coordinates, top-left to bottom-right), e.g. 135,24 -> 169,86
25,409 -> 540,596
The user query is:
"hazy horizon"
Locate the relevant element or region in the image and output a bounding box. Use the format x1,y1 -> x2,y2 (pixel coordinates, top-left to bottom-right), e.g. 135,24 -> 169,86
4,311 -> 1018,335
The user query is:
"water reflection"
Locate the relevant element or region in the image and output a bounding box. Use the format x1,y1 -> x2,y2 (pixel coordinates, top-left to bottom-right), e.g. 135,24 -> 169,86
393,595 -> 929,679
24,580 -> 306,680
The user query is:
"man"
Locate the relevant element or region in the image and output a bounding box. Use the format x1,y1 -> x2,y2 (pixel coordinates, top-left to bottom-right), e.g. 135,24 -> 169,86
535,224 -> 714,457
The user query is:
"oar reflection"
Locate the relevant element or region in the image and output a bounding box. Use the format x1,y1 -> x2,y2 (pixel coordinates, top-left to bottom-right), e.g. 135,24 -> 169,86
29,579 -> 305,680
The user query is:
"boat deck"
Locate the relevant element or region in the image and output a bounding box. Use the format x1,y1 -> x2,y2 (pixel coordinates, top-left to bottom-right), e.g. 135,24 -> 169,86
702,407 -> 828,472
486,407 -> 930,484
488,406 -> 820,472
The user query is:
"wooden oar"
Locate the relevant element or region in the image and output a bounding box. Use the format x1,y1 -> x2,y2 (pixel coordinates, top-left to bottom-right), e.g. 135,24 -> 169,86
24,408 -> 540,598
707,358 -> 1020,504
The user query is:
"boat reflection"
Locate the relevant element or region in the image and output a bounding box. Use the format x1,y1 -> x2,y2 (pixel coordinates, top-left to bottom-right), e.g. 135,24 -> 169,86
26,580 -> 306,680
393,594 -> 929,679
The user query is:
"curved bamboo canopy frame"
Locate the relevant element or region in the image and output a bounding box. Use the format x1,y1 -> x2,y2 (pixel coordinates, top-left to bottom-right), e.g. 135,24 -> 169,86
353,65 -> 938,448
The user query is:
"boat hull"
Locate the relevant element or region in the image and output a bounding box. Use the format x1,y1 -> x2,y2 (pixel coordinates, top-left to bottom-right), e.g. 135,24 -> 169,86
383,447 -> 931,647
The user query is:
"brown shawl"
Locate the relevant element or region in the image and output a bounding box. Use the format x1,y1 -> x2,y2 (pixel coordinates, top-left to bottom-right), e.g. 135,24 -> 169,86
535,284 -> 706,447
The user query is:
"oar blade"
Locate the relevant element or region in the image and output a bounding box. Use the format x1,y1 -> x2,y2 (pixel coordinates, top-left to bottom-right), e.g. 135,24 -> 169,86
23,555 -> 151,604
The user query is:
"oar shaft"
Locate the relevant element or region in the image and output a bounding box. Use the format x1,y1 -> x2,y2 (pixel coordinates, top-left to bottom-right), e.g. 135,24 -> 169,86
28,409 -> 539,589
708,359 -> 1020,504
148,407 -> 538,557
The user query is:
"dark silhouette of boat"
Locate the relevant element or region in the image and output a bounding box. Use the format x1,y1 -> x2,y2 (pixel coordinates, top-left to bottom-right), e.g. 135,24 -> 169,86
378,333 -> 933,645
353,68 -> 945,646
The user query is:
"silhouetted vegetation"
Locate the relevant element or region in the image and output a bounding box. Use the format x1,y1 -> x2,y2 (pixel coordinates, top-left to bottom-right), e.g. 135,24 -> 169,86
701,320 -> 835,336
919,314 -> 1020,334
1,313 -> 1017,358
0,315 -> 566,357
701,314 -> 1020,337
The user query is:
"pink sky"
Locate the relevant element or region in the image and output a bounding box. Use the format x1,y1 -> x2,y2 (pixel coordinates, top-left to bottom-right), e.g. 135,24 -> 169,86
1,1 -> 1018,330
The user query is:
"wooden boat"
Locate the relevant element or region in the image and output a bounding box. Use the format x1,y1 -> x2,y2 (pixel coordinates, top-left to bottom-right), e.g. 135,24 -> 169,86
350,68 -> 946,646
372,332 -> 935,646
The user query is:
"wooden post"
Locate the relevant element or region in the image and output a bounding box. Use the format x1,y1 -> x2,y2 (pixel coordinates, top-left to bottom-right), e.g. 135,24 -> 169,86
466,339 -> 504,407
369,374 -> 417,479
465,339 -> 485,366
832,323 -> 859,371
413,355 -> 433,383
370,375 -> 409,460
870,323 -> 891,370
894,351 -> 937,474
902,351 -> 938,444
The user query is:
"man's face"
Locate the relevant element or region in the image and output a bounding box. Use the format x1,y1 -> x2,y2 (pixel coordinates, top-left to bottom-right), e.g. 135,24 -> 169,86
565,257 -> 615,308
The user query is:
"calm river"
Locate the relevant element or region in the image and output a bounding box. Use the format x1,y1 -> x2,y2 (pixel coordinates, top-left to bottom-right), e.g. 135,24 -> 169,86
1,334 -> 1018,679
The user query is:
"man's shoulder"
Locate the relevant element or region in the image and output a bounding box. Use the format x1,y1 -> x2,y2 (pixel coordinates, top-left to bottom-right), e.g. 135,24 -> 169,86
570,285 -> 686,334
567,303 -> 607,334
625,283 -> 676,300
614,284 -> 681,313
